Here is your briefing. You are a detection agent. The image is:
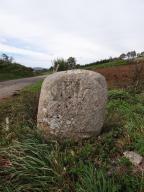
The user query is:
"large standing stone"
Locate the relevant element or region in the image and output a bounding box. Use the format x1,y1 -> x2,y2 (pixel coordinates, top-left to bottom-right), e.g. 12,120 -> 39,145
37,70 -> 107,140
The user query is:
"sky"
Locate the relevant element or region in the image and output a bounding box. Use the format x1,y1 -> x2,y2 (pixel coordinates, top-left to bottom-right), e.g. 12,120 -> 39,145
0,0 -> 144,68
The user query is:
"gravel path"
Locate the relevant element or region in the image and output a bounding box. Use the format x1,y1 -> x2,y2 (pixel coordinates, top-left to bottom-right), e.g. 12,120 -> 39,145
0,76 -> 46,100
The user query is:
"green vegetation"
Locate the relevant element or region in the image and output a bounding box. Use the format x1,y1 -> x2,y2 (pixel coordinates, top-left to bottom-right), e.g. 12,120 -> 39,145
49,58 -> 129,72
49,50 -> 144,72
82,59 -> 128,70
1,51 -> 144,82
81,51 -> 144,70
0,53 -> 46,81
52,57 -> 77,72
0,59 -> 35,81
0,81 -> 143,191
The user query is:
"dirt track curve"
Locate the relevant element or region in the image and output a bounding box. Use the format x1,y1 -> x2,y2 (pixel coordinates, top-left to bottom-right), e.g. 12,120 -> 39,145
0,76 -> 46,100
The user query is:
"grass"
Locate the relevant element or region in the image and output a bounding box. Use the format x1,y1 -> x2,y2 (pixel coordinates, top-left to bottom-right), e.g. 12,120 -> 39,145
0,60 -> 39,81
82,59 -> 128,70
0,73 -> 28,81
0,81 -> 42,146
0,81 -> 144,191
23,80 -> 43,93
83,57 -> 144,70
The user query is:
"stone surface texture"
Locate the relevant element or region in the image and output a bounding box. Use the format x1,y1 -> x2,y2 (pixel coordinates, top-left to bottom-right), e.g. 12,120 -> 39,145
37,70 -> 107,139
123,151 -> 143,166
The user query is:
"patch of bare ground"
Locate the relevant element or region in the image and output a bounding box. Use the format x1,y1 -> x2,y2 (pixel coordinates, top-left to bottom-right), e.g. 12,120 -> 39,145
94,62 -> 144,88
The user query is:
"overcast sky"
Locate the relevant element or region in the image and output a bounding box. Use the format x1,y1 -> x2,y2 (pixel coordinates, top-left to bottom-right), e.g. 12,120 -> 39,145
0,0 -> 144,68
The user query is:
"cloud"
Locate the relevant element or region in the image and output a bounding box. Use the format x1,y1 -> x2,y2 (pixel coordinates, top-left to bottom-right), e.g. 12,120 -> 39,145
0,0 -> 144,67
0,43 -> 51,59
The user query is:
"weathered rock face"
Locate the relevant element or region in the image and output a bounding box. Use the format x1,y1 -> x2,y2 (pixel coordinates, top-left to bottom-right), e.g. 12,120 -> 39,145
37,70 -> 107,140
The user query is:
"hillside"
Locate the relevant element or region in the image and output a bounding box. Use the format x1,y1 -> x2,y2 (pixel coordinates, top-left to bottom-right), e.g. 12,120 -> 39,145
81,55 -> 144,71
81,57 -> 144,89
82,59 -> 128,70
0,59 -> 34,81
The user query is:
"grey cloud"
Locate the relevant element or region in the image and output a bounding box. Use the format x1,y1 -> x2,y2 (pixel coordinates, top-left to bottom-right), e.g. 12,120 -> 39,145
0,0 -> 144,67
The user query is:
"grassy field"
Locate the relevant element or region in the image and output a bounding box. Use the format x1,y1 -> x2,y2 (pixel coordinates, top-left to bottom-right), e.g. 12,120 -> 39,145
0,81 -> 144,192
82,59 -> 128,70
0,60 -> 35,81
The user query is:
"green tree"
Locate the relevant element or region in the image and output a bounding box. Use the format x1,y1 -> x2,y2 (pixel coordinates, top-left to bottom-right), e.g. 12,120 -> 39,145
53,58 -> 67,72
52,57 -> 76,72
1,53 -> 9,62
131,51 -> 136,58
1,53 -> 14,63
67,57 -> 76,69
119,53 -> 126,60
127,51 -> 136,59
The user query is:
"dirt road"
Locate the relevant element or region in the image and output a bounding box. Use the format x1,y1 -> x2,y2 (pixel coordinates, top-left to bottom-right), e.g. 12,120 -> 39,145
0,76 -> 46,100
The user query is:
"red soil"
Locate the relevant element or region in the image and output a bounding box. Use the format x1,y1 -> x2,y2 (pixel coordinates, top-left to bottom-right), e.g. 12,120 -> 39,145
94,64 -> 143,88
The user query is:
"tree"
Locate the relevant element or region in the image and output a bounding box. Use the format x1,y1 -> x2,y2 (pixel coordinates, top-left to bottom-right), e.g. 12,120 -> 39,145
127,52 -> 131,59
1,53 -> 14,63
67,57 -> 76,69
119,53 -> 126,60
9,56 -> 14,63
1,53 -> 9,62
127,51 -> 136,59
53,58 -> 67,72
137,52 -> 144,58
131,51 -> 136,58
52,57 -> 76,72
